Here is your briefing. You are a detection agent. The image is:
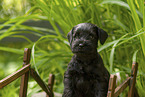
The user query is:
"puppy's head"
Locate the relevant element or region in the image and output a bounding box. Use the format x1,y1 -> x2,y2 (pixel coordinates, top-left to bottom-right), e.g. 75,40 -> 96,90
67,23 -> 108,54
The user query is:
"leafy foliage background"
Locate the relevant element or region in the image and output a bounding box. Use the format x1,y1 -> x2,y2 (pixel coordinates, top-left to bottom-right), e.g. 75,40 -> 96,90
0,0 -> 145,97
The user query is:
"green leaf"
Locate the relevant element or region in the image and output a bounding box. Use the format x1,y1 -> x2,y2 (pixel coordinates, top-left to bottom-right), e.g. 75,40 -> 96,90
0,47 -> 23,54
132,49 -> 139,62
127,0 -> 141,31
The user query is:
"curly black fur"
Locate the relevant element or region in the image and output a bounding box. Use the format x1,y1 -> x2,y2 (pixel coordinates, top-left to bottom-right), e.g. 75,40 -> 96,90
63,23 -> 110,97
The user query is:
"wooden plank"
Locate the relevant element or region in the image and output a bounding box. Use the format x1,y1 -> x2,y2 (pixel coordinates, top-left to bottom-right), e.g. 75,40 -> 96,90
19,48 -> 31,97
47,74 -> 55,97
0,64 -> 30,89
107,75 -> 117,97
30,69 -> 52,97
114,77 -> 131,97
20,73 -> 29,97
128,62 -> 138,97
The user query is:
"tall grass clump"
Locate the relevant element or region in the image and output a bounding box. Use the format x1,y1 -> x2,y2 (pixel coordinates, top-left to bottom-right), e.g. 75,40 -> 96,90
0,0 -> 145,96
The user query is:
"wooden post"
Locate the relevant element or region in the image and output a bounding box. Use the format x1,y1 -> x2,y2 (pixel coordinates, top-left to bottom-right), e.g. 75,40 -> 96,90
19,48 -> 31,97
107,75 -> 117,97
128,62 -> 138,97
47,74 -> 55,97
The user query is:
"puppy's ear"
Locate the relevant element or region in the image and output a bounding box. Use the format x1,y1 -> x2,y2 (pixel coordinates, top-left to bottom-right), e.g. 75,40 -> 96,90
67,27 -> 74,45
98,27 -> 108,45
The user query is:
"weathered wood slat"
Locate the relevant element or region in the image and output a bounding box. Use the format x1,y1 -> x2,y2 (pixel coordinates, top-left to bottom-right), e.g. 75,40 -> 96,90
114,77 -> 131,97
128,62 -> 138,97
0,64 -> 30,89
30,69 -> 52,97
19,48 -> 31,97
107,75 -> 117,97
47,74 -> 55,97
107,62 -> 139,97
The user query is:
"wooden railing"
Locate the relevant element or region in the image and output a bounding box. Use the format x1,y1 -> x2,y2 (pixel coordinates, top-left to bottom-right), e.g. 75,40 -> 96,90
0,48 -> 139,97
107,62 -> 139,97
0,48 -> 55,97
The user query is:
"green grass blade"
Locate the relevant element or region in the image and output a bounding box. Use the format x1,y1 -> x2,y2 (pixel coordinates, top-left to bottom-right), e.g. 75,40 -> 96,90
11,35 -> 33,43
109,33 -> 129,73
132,50 -> 139,62
0,47 -> 23,54
127,0 -> 145,58
127,0 -> 141,31
98,40 -> 118,52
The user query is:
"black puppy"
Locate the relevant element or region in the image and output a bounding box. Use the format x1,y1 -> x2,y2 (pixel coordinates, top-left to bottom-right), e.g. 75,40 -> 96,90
63,23 -> 110,97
